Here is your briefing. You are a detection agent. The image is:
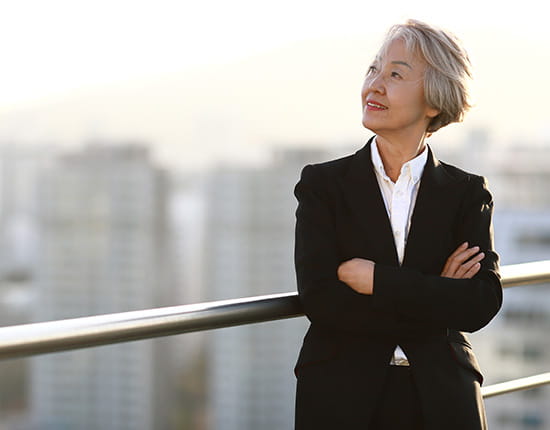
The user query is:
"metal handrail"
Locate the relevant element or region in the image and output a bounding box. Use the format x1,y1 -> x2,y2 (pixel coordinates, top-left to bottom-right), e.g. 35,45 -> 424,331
0,260 -> 548,360
500,260 -> 550,287
0,292 -> 303,360
482,372 -> 550,398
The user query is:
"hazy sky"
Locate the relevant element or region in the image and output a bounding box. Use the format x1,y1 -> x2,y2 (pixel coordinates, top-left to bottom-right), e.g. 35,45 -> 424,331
1,0 -> 550,167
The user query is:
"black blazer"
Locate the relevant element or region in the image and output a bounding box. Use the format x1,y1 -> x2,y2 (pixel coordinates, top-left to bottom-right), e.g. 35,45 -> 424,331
293,138 -> 502,430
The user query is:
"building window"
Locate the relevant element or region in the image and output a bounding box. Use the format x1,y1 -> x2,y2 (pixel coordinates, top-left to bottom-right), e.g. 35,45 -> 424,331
523,344 -> 544,362
521,412 -> 544,428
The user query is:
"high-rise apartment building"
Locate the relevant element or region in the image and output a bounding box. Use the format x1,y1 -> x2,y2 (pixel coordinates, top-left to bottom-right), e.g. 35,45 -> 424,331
29,143 -> 174,430
203,147 -> 330,430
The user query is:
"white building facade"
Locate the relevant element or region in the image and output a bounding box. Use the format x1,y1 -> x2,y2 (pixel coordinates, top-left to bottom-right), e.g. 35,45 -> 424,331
203,148 -> 330,430
30,144 -> 174,430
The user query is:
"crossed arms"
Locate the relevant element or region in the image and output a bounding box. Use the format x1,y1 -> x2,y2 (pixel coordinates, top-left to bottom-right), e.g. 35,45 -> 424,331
294,164 -> 502,335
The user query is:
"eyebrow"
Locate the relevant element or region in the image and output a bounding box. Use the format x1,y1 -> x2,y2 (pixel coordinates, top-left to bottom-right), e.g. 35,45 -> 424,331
391,60 -> 413,69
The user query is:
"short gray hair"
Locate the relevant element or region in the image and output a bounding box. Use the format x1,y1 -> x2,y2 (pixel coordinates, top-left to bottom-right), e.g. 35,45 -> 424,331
376,19 -> 473,133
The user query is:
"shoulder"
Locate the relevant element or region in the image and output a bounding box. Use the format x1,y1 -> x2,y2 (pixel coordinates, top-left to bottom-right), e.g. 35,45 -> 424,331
438,160 -> 483,183
299,141 -> 371,184
437,160 -> 493,203
435,156 -> 488,186
300,154 -> 354,181
294,150 -> 361,202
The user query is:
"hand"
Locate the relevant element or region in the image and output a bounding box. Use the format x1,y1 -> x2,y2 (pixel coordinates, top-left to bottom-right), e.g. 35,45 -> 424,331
441,242 -> 485,279
337,258 -> 375,295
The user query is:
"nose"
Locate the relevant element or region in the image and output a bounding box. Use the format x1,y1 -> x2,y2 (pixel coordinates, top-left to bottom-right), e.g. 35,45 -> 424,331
363,71 -> 385,96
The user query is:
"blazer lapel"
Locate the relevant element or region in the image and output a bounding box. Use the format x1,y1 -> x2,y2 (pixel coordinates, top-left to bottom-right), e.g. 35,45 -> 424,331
403,147 -> 454,268
337,138 -> 399,265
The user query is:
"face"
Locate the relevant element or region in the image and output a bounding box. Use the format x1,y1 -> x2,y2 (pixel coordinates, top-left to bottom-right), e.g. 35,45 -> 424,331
361,38 -> 439,138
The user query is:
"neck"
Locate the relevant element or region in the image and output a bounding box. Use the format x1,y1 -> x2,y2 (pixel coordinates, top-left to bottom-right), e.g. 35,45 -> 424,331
375,133 -> 427,182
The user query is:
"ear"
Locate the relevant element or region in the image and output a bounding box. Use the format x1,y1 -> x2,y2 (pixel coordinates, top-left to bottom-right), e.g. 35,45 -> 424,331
426,106 -> 440,119
425,111 -> 440,134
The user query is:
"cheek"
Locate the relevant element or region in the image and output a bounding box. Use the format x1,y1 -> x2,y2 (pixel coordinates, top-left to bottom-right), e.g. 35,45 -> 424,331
410,87 -> 429,110
395,90 -> 425,113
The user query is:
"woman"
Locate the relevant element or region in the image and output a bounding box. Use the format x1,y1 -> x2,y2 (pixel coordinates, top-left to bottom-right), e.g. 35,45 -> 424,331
293,20 -> 502,430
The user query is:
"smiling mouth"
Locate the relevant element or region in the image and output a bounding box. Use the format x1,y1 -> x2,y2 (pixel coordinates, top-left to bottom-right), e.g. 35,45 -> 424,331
366,101 -> 388,110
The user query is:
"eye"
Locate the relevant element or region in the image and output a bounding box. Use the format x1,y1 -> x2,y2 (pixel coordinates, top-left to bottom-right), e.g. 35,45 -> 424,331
391,71 -> 402,79
366,65 -> 377,75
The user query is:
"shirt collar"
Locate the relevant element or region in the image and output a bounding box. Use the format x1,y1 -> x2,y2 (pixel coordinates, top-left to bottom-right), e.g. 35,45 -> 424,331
371,136 -> 428,184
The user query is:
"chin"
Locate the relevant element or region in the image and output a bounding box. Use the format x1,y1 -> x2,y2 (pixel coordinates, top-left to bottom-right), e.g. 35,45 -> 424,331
362,118 -> 377,133
363,125 -> 376,134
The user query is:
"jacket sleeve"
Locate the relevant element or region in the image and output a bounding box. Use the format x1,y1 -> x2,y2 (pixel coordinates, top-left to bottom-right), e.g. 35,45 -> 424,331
295,164 -> 414,335
372,175 -> 503,333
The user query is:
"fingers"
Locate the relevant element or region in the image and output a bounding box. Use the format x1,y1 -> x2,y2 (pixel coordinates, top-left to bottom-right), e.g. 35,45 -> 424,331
454,251 -> 484,279
441,242 -> 468,275
452,246 -> 481,272
462,260 -> 482,278
443,243 -> 479,276
441,242 -> 485,279
448,241 -> 469,260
